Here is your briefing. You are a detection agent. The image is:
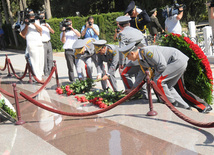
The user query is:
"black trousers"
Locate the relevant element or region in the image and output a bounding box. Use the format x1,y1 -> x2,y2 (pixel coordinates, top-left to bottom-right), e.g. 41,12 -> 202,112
65,49 -> 75,82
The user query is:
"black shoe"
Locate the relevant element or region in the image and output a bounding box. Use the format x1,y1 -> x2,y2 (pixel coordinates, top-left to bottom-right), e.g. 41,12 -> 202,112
201,105 -> 213,113
172,101 -> 190,109
186,107 -> 192,110
104,87 -> 110,91
172,101 -> 179,107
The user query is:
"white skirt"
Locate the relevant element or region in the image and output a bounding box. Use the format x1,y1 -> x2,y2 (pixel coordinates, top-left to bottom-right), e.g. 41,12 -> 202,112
27,43 -> 44,81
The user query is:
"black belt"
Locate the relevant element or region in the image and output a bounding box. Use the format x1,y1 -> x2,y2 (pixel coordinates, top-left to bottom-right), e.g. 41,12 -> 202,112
42,40 -> 50,43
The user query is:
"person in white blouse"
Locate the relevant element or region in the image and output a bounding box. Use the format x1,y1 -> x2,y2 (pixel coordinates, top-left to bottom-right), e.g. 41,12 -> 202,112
21,8 -> 44,81
60,19 -> 81,82
40,11 -> 55,76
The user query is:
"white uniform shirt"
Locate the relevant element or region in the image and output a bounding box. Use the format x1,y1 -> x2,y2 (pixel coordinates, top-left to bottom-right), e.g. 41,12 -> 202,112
60,30 -> 80,49
41,23 -> 51,42
21,20 -> 42,45
165,15 -> 182,35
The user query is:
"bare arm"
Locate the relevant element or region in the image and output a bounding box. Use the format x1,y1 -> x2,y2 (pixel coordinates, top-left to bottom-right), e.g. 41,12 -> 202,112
211,7 -> 214,19
176,7 -> 183,20
20,23 -> 29,37
71,27 -> 81,37
91,26 -> 99,36
46,24 -> 55,34
61,31 -> 66,43
33,22 -> 42,33
81,22 -> 88,37
19,32 -> 26,39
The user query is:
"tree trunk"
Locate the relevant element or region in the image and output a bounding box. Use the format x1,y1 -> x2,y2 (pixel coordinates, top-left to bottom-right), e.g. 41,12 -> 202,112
2,0 -> 12,45
2,0 -> 10,24
6,0 -> 19,47
0,12 -> 2,26
44,0 -> 52,19
19,0 -> 27,11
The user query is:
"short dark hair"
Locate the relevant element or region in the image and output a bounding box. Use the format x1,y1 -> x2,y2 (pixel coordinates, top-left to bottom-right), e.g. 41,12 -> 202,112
119,23 -> 129,28
66,19 -> 72,22
87,16 -> 94,22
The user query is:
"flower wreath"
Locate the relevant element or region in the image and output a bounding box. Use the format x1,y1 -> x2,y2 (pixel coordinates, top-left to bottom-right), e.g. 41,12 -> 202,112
161,33 -> 213,105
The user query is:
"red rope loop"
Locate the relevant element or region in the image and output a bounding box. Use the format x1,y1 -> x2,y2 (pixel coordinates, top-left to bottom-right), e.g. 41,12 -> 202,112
150,81 -> 214,128
19,81 -> 145,116
0,57 -> 8,71
9,60 -> 28,80
0,67 -> 56,100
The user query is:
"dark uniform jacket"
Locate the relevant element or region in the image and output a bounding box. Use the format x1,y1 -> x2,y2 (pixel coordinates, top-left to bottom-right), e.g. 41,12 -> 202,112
130,10 -> 151,33
148,15 -> 163,36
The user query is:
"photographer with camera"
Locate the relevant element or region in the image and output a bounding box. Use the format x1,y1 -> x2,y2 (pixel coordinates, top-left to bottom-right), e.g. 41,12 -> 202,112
20,8 -> 44,81
81,16 -> 100,40
38,11 -> 55,76
164,1 -> 184,35
60,19 -> 81,82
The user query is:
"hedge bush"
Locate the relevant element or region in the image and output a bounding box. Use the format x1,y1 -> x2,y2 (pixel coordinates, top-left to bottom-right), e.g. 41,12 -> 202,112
2,12 -> 123,51
45,12 -> 123,51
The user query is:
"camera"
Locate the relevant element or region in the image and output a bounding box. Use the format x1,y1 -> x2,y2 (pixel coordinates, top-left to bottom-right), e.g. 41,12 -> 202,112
59,19 -> 72,31
36,11 -> 46,24
13,8 -> 36,31
23,8 -> 36,25
162,0 -> 186,18
210,0 -> 214,8
88,21 -> 92,26
116,27 -> 121,33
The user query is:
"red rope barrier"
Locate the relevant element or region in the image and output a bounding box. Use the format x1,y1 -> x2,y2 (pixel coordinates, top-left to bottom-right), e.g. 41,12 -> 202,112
0,67 -> 56,100
150,81 -> 214,128
19,81 -> 145,116
20,78 -> 214,128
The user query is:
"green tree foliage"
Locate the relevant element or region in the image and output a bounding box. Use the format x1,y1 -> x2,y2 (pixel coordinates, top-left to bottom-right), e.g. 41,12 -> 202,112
0,0 -> 210,49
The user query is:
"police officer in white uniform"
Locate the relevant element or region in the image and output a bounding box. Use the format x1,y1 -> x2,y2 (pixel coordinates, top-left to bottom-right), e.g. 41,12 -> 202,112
119,43 -> 191,109
93,40 -> 119,92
